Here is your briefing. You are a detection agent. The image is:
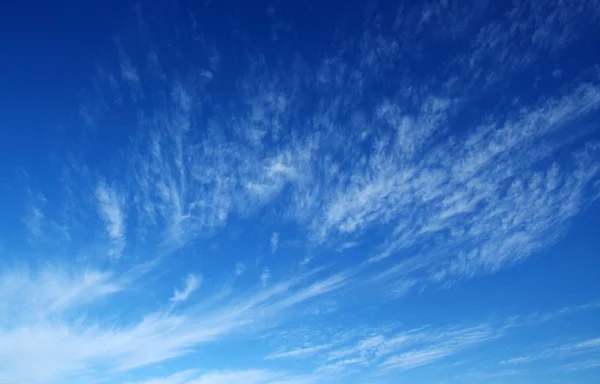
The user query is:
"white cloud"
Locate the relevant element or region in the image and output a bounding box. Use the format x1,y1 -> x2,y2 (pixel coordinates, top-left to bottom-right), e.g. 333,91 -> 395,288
500,336 -> 600,367
500,356 -> 536,365
130,369 -> 320,384
117,23 -> 600,295
0,265 -> 348,383
171,273 -> 202,303
235,262 -> 246,276
261,268 -> 271,286
0,266 -> 124,383
22,206 -> 44,237
271,232 -> 279,254
95,183 -> 126,257
572,337 -> 600,350
21,191 -> 47,239
266,344 -> 333,360
127,370 -> 198,384
336,241 -> 358,252
388,279 -> 417,298
350,83 -> 600,288
186,370 -> 276,384
0,266 -> 122,326
116,39 -> 142,95
457,369 -> 525,381
316,324 -> 498,373
326,335 -> 387,363
267,273 -> 350,311
562,359 -> 600,371
7,2 -> 600,383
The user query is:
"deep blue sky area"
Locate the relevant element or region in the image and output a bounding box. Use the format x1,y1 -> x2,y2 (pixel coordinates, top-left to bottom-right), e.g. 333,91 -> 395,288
1,1 -> 600,384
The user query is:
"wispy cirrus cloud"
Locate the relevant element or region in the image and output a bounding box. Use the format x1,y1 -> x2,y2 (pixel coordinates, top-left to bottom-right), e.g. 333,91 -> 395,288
0,266 -> 122,326
95,182 -> 126,257
379,326 -> 498,371
266,344 -> 333,360
235,262 -> 246,276
115,38 -> 142,98
128,369 -> 321,384
126,369 -> 198,384
500,336 -> 600,367
310,324 -> 498,373
0,264 -> 348,383
271,232 -> 279,254
561,359 -> 600,372
22,205 -> 44,238
93,12 -> 600,295
4,1 -> 600,383
171,273 -> 202,303
260,267 -> 271,286
261,302 -> 600,378
20,190 -> 47,239
123,41 -> 600,291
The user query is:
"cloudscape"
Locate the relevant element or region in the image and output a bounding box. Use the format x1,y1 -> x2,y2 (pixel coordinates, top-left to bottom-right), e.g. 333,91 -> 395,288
1,1 -> 599,383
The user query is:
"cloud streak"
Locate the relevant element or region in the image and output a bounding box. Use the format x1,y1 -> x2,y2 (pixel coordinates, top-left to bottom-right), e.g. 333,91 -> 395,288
171,274 -> 202,303
0,264 -> 349,383
5,1 -> 600,383
500,336 -> 600,367
266,344 -> 333,360
271,232 -> 279,254
95,182 -> 126,257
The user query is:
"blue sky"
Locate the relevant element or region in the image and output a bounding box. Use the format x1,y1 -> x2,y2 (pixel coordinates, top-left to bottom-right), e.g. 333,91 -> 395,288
1,0 -> 600,383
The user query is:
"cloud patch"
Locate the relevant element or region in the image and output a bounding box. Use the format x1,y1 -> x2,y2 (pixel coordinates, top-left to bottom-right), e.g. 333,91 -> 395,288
95,182 -> 126,257
171,274 -> 202,303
